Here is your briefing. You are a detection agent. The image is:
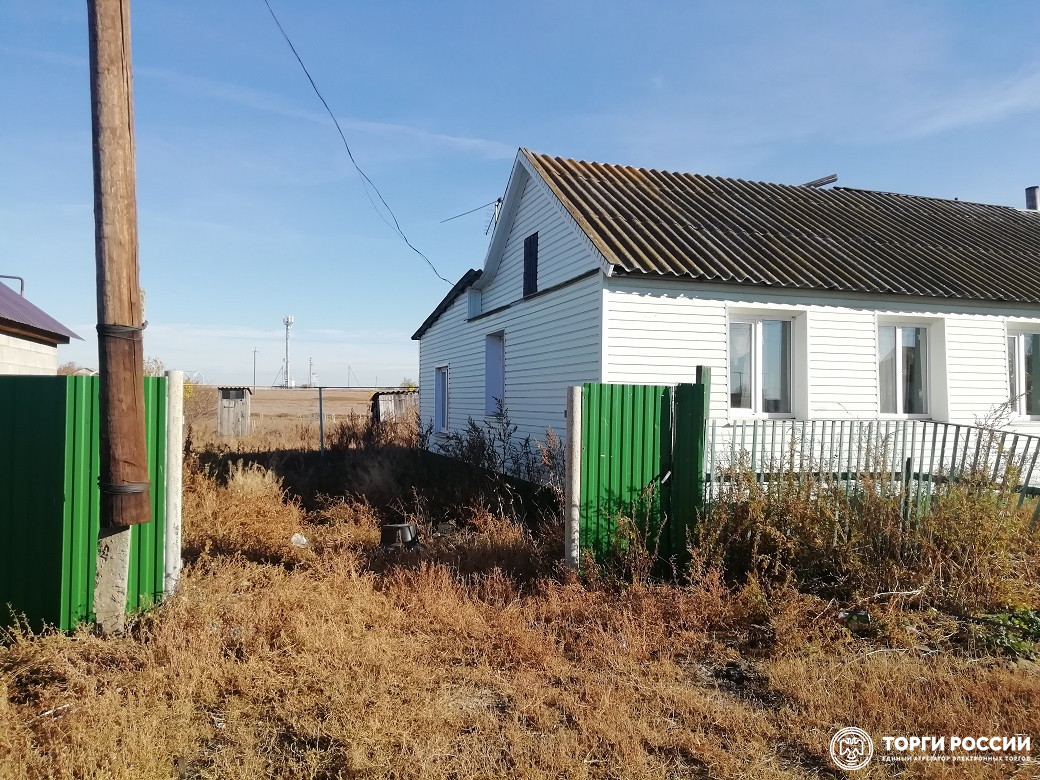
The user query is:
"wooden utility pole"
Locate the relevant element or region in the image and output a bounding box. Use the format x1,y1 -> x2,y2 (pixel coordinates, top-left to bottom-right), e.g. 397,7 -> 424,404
88,0 -> 150,634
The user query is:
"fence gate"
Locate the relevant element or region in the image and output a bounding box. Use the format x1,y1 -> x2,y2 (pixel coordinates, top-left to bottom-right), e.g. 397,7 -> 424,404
573,373 -> 710,567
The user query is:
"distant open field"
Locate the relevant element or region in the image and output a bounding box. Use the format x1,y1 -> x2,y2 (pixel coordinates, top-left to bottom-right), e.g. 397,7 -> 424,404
183,386 -> 411,450
250,388 -> 376,419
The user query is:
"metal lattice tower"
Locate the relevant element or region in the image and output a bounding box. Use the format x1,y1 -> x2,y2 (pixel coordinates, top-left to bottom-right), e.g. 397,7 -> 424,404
283,315 -> 294,389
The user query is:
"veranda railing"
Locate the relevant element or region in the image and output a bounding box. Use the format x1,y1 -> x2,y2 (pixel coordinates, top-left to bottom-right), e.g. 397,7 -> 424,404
705,419 -> 1040,521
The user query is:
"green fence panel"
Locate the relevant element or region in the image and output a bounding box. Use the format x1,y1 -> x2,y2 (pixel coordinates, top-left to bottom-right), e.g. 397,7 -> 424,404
0,377 -> 68,632
579,383 -> 672,558
0,375 -> 166,631
129,377 -> 167,613
579,380 -> 710,567
671,379 -> 710,561
60,375 -> 101,631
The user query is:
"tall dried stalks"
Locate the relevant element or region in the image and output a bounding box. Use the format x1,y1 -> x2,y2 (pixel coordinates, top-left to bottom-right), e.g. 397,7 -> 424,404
2,416 -> 1039,778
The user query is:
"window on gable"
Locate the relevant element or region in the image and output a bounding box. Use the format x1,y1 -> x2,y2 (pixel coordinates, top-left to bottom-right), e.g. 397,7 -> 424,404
879,325 -> 928,415
485,332 -> 505,415
1007,332 -> 1040,416
523,232 -> 538,297
434,366 -> 449,433
729,318 -> 792,415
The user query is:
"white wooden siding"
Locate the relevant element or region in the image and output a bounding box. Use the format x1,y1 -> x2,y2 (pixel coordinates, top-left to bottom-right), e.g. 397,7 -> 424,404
418,273 -> 601,445
809,309 -> 878,417
945,316 -> 1009,424
603,285 -> 729,413
479,173 -> 601,312
603,277 -> 1040,427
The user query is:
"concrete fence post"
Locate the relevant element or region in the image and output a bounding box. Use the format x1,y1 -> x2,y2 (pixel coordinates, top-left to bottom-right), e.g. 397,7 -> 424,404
164,370 -> 184,597
565,385 -> 582,569
318,386 -> 325,454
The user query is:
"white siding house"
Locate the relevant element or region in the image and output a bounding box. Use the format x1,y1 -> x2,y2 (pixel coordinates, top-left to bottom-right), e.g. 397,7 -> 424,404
415,150 -> 1040,448
0,280 -> 79,375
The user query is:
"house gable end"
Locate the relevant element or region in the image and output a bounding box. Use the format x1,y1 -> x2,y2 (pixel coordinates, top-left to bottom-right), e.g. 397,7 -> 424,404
473,150 -> 607,312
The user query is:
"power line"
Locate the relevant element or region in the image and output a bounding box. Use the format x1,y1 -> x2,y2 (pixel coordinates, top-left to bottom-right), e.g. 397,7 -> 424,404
261,0 -> 451,284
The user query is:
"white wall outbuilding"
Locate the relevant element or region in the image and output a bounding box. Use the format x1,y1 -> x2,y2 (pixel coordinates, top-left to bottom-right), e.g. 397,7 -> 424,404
0,332 -> 59,375
0,281 -> 79,376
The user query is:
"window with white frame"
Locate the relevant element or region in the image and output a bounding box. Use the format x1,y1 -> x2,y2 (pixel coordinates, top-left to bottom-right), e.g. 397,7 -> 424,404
1007,332 -> 1040,416
878,325 -> 928,415
485,332 -> 505,415
434,366 -> 449,433
728,318 -> 793,415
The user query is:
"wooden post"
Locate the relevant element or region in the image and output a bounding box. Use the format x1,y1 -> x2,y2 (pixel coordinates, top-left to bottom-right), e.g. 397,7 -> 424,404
88,0 -> 149,634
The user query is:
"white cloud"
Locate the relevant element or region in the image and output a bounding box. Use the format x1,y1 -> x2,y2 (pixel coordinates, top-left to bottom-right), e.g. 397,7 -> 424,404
1,46 -> 514,161
135,66 -> 514,160
898,64 -> 1040,138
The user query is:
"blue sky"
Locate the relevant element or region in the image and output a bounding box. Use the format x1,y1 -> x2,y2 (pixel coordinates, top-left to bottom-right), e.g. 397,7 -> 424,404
2,1 -> 1039,386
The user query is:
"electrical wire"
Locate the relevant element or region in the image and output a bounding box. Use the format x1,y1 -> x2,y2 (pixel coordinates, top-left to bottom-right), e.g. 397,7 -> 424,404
262,0 -> 451,284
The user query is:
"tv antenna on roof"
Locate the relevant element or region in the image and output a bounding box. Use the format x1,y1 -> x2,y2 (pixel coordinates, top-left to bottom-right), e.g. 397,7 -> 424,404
801,174 -> 838,188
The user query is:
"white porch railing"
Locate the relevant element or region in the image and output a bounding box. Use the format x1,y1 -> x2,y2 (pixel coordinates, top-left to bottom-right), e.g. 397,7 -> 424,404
705,419 -> 1040,515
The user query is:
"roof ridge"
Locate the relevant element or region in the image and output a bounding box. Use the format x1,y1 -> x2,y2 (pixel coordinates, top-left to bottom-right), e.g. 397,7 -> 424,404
525,150 -> 1019,210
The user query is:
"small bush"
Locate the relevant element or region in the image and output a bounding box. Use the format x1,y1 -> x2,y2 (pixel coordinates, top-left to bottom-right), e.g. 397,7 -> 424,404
182,460 -> 313,567
699,446 -> 1040,613
433,406 -> 564,489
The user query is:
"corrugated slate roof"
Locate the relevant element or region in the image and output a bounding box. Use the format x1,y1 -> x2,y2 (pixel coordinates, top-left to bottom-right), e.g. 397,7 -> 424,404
524,150 -> 1040,304
0,282 -> 80,343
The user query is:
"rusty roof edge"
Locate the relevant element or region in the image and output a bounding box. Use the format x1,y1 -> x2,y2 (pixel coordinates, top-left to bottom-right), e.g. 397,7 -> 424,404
412,268 -> 482,340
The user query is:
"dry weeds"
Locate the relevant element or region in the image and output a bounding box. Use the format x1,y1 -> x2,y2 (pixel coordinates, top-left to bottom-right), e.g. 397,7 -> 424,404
1,424 -> 1039,778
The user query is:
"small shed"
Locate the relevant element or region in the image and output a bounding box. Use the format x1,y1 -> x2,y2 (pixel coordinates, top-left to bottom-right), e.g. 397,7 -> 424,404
217,386 -> 252,436
371,389 -> 418,423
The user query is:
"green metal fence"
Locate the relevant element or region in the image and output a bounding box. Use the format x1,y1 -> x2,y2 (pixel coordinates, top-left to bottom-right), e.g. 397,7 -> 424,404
578,377 -> 709,563
0,375 -> 167,631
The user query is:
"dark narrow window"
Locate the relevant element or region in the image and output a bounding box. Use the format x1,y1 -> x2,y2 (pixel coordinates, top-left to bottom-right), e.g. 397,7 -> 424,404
523,232 -> 538,297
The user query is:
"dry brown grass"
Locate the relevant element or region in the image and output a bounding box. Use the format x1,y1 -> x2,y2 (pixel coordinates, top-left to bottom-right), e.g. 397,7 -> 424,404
2,426 -> 1040,778
700,453 -> 1040,614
